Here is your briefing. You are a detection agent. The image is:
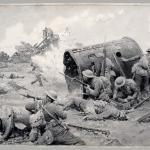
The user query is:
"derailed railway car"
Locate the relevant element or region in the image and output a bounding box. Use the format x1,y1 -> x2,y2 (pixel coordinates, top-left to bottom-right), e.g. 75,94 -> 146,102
63,37 -> 143,92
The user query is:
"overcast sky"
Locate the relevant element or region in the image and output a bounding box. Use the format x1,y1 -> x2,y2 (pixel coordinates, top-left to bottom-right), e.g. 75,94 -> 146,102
0,4 -> 150,55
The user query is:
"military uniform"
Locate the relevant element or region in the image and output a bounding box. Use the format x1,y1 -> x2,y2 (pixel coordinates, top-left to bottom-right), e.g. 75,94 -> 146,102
28,91 -> 85,145
113,77 -> 139,106
89,53 -> 116,80
0,105 -> 31,142
30,103 -> 84,145
132,55 -> 150,94
82,70 -> 112,101
83,100 -> 128,121
0,107 -> 14,141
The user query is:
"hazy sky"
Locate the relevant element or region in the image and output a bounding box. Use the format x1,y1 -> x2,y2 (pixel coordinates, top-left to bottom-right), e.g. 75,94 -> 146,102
0,4 -> 150,55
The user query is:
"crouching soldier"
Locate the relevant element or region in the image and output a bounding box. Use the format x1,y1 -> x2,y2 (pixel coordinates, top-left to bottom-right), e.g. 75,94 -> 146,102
25,91 -> 57,114
27,91 -> 85,145
113,76 -> 139,109
83,100 -> 130,121
82,69 -> 112,101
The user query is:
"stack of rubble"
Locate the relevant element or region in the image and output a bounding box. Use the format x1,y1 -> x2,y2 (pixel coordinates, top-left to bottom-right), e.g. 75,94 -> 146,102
10,27 -> 59,63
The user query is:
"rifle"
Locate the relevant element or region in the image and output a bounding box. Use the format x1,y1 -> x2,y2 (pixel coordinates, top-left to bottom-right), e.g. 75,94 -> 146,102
67,123 -> 110,137
19,93 -> 44,101
41,105 -> 68,130
59,72 -> 88,87
8,81 -> 29,91
133,96 -> 150,109
137,112 -> 150,123
111,96 -> 150,110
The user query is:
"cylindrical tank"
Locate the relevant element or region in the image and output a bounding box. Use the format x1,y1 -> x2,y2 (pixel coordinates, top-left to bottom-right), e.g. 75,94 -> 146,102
63,37 -> 143,92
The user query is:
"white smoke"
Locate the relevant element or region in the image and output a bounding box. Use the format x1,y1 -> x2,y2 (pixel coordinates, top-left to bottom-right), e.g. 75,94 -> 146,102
31,30 -> 78,85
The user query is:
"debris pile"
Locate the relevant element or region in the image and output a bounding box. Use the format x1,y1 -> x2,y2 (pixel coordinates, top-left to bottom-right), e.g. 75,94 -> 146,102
10,27 -> 59,63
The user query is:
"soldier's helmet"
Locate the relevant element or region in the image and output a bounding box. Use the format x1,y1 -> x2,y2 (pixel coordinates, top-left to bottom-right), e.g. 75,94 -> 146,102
44,90 -> 57,101
82,70 -> 95,78
115,76 -> 126,88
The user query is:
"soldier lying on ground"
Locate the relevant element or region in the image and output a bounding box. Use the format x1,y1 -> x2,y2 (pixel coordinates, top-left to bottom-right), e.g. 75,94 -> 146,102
0,105 -> 31,142
64,97 -> 130,121
9,73 -> 25,79
82,69 -> 112,101
113,76 -> 140,108
27,90 -> 85,145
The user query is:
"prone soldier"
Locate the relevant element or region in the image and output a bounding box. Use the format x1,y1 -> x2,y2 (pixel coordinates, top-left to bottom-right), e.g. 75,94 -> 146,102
83,100 -> 130,121
63,97 -> 129,121
9,73 -> 24,79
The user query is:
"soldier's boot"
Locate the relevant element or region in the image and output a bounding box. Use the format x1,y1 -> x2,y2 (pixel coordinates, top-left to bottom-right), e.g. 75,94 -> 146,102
36,130 -> 54,145
74,140 -> 85,145
29,128 -> 39,142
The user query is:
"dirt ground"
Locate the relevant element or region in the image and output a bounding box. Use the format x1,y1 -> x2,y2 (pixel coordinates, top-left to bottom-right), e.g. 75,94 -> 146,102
0,62 -> 150,146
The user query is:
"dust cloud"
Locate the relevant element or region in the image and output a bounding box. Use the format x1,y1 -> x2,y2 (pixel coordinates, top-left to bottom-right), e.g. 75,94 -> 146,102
31,30 -> 78,85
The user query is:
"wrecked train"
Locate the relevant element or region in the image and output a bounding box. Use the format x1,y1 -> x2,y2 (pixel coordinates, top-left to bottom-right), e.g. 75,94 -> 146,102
63,37 -> 143,92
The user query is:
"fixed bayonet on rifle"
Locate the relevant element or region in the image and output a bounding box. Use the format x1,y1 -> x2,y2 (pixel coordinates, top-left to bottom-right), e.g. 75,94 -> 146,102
59,72 -> 88,86
19,93 -> 43,101
67,123 -> 110,137
133,96 -> 150,109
